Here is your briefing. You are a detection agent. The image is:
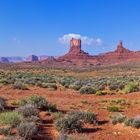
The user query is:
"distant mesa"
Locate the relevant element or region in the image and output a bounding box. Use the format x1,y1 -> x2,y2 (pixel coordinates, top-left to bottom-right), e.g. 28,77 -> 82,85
0,57 -> 9,63
26,55 -> 39,62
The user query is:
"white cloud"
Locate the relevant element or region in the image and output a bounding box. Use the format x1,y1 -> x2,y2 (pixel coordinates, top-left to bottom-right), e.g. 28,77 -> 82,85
13,37 -> 21,44
58,33 -> 103,46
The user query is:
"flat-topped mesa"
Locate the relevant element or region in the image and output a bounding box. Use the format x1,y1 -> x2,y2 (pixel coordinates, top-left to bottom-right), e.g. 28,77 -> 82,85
115,41 -> 131,53
69,38 -> 81,54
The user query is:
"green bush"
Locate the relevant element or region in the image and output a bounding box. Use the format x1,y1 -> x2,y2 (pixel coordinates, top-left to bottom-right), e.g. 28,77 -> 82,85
84,111 -> 97,124
79,86 -> 96,94
107,106 -> 120,112
125,116 -> 140,129
96,90 -> 107,96
17,122 -> 38,139
13,82 -> 28,90
109,84 -> 118,91
47,103 -> 57,112
53,112 -> 64,120
19,99 -> 27,106
39,83 -> 57,90
55,111 -> 85,132
0,111 -> 22,127
111,113 -> 126,125
122,83 -> 139,94
17,104 -> 38,118
28,95 -> 48,110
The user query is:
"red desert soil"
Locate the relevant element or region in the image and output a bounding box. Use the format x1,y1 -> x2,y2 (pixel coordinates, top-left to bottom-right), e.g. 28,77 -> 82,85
1,86 -> 140,140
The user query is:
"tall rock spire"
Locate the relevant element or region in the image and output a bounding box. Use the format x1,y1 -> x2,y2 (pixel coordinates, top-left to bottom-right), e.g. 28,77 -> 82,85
116,41 -> 131,53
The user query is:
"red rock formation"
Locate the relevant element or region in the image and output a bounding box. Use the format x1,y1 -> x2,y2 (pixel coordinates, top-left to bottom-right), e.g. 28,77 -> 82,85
58,38 -> 92,61
115,41 -> 131,53
47,38 -> 140,66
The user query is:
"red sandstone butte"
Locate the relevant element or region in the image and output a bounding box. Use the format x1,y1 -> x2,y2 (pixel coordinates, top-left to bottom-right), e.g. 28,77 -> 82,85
57,38 -> 140,65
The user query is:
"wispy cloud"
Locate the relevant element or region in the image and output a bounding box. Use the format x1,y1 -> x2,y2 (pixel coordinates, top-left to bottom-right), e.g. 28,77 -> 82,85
13,37 -> 21,44
58,33 -> 103,46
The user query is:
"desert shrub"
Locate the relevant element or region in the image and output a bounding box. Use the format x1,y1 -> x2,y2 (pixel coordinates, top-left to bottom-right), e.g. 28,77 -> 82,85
17,104 -> 38,118
79,86 -> 96,94
55,111 -> 85,132
107,105 -> 120,112
111,113 -> 126,125
81,100 -> 89,104
125,116 -> 140,129
24,115 -> 40,123
109,84 -> 118,91
122,83 -> 139,94
0,126 -> 11,136
96,90 -> 107,96
0,98 -> 5,111
17,122 -> 38,139
39,83 -> 57,90
11,100 -> 19,106
13,82 -> 28,90
124,118 -> 133,127
46,83 -> 57,90
47,103 -> 57,112
84,111 -> 97,124
69,84 -> 81,91
53,112 -> 64,120
28,95 -> 48,110
0,111 -> 22,127
19,99 -> 27,106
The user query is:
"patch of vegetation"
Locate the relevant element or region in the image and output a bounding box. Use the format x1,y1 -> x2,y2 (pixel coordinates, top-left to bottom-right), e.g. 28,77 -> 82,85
111,113 -> 126,125
55,110 -> 97,133
125,116 -> 140,129
84,111 -> 97,124
17,104 -> 38,118
28,95 -> 48,110
122,83 -> 139,94
107,105 -> 120,112
19,99 -> 27,106
17,122 -> 38,139
79,86 -> 96,94
81,100 -> 89,104
55,111 -> 85,132
13,81 -> 28,90
53,112 -> 64,120
96,90 -> 107,96
0,111 -> 22,127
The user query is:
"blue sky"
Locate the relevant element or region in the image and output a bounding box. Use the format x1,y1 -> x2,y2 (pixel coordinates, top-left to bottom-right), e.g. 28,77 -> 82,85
0,0 -> 140,56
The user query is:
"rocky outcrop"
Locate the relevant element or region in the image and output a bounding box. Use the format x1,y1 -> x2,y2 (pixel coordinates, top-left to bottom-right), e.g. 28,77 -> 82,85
58,38 -> 92,61
26,55 -> 39,62
115,41 -> 131,54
